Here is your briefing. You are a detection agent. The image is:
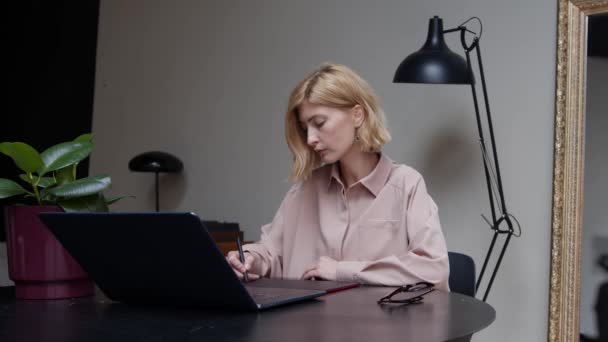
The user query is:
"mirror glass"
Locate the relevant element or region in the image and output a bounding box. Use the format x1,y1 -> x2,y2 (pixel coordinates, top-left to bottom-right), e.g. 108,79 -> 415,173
580,13 -> 608,342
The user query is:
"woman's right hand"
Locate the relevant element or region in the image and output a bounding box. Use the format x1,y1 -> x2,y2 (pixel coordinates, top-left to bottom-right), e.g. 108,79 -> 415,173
226,251 -> 260,281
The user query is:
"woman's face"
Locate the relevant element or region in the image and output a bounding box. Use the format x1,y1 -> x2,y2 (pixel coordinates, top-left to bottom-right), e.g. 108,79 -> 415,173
298,100 -> 362,164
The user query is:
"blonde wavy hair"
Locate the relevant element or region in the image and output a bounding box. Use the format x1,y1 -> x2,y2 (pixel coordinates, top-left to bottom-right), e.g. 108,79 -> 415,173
285,63 -> 391,181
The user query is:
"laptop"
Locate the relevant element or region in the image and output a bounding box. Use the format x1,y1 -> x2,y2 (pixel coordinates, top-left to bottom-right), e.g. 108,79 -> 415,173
247,278 -> 360,293
38,212 -> 333,311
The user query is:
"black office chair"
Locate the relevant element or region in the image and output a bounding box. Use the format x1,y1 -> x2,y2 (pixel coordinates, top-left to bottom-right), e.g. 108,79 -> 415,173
447,253 -> 477,342
448,251 -> 476,297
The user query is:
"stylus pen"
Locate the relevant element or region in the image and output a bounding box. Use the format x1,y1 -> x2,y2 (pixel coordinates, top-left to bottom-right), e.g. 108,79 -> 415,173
236,236 -> 249,282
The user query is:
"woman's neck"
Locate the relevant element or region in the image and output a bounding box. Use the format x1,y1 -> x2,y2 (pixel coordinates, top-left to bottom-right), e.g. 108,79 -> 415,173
338,150 -> 380,189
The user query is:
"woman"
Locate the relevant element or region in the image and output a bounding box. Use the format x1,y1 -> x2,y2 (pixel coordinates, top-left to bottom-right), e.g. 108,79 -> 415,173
227,63 -> 449,290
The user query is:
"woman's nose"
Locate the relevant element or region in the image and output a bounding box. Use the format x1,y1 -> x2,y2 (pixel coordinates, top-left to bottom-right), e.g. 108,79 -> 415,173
307,130 -> 319,147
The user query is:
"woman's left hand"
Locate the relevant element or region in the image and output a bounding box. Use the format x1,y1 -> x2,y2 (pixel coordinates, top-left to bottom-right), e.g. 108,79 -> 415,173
301,256 -> 338,281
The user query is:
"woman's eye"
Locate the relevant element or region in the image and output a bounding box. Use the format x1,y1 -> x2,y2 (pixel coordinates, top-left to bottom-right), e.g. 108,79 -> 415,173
315,121 -> 325,128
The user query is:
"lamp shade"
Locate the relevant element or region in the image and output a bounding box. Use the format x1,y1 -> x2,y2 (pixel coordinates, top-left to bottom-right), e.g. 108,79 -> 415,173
128,151 -> 183,173
393,16 -> 473,85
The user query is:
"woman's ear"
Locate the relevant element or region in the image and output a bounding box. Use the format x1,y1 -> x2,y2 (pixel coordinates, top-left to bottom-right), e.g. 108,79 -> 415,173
352,105 -> 365,127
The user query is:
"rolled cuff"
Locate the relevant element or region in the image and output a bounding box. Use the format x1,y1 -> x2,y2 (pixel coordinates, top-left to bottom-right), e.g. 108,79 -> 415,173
336,261 -> 367,282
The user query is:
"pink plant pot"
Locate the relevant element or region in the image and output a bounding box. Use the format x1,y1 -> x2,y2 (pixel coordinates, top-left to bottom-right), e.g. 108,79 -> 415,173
5,205 -> 94,299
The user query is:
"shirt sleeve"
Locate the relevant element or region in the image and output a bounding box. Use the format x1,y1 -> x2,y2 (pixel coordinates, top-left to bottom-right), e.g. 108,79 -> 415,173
335,175 -> 450,290
242,185 -> 298,278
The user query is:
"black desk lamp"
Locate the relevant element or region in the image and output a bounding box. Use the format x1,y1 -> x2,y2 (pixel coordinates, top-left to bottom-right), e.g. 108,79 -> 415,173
128,151 -> 183,212
394,16 -> 521,301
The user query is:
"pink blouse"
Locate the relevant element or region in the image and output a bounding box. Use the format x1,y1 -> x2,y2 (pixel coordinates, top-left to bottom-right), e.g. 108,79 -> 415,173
243,153 -> 450,290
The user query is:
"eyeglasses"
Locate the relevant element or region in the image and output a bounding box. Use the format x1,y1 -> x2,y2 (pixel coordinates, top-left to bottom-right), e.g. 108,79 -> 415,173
377,282 -> 435,305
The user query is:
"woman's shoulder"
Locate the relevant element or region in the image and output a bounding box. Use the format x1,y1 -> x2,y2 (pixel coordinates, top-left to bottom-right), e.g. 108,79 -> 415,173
390,161 -> 423,179
385,157 -> 425,191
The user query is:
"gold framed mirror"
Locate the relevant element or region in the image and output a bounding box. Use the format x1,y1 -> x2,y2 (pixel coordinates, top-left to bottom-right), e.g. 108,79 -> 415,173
550,0 -> 608,341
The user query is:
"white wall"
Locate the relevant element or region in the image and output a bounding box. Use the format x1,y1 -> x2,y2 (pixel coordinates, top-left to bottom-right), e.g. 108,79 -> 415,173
91,1 -> 556,340
581,57 -> 608,337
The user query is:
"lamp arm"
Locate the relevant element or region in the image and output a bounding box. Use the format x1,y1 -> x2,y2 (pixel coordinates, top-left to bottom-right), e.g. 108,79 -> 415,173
472,39 -> 509,215
455,27 -> 520,302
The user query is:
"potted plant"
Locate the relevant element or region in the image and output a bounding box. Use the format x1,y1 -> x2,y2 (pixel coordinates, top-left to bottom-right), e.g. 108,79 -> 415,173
0,134 -> 125,299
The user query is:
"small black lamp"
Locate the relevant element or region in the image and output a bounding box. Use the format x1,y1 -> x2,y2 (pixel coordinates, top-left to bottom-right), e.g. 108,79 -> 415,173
394,16 -> 472,84
128,151 -> 183,212
394,16 -> 521,302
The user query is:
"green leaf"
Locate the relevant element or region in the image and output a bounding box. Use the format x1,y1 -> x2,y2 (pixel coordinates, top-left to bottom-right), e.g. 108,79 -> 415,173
46,175 -> 111,198
58,193 -> 109,213
97,193 -> 110,212
105,194 -> 134,205
0,142 -> 44,173
54,166 -> 74,186
74,133 -> 92,143
17,174 -> 35,187
39,141 -> 93,176
38,177 -> 56,188
19,174 -> 56,188
18,174 -> 32,185
0,178 -> 28,199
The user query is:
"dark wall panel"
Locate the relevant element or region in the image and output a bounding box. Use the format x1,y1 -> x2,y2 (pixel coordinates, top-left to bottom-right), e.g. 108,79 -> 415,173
588,14 -> 608,58
1,1 -> 100,241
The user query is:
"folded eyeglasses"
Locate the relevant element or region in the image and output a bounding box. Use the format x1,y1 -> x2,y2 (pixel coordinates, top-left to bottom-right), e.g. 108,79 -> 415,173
377,281 -> 435,305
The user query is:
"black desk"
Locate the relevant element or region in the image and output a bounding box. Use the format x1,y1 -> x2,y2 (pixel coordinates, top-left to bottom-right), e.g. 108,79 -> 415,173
0,286 -> 495,342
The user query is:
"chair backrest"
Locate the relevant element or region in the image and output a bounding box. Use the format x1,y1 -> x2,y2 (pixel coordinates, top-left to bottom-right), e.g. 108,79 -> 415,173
448,252 -> 476,297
